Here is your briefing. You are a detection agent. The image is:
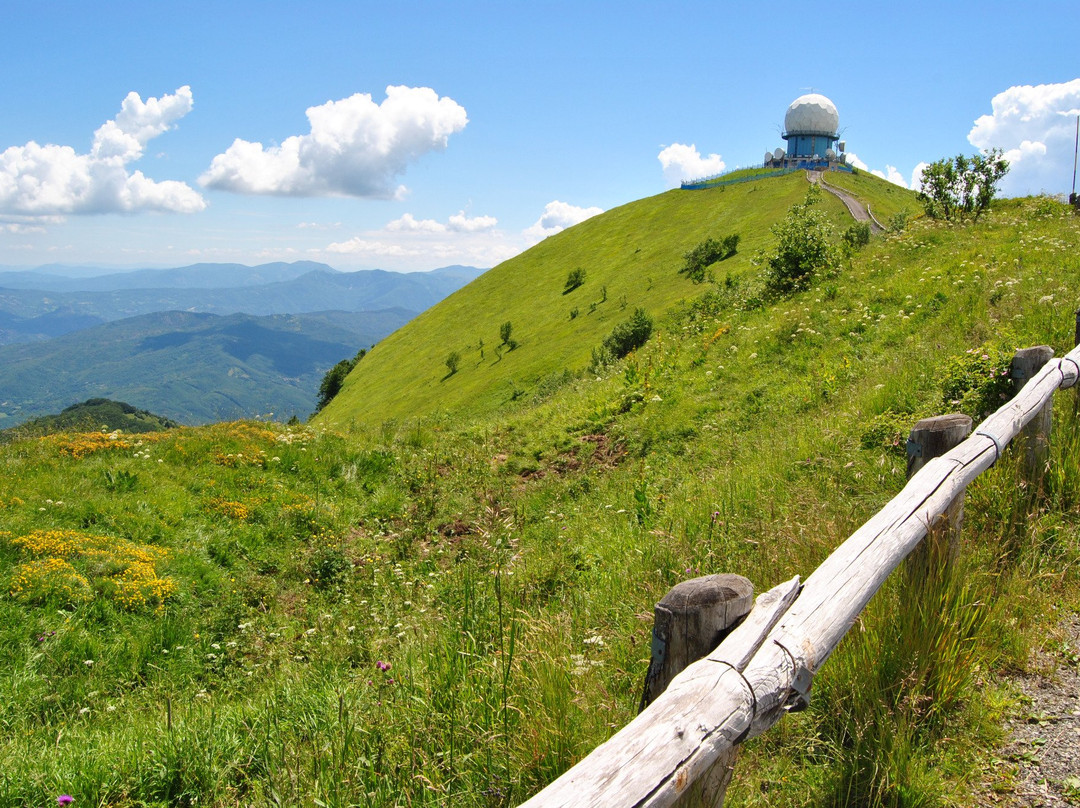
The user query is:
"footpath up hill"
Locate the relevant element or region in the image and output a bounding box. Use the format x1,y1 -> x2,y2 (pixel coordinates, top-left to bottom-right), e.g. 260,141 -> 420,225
318,171 -> 903,428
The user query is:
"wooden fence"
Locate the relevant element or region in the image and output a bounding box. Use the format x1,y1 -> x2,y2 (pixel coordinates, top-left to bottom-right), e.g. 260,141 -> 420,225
519,319 -> 1080,807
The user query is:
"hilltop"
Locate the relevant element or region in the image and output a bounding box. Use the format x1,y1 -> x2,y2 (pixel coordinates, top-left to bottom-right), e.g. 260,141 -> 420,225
317,170 -> 913,427
1,171 -> 1078,807
1,398 -> 179,438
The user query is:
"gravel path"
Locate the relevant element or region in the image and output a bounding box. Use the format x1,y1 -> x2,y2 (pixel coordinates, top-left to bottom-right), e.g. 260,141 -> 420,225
806,170 -> 885,233
980,614 -> 1080,806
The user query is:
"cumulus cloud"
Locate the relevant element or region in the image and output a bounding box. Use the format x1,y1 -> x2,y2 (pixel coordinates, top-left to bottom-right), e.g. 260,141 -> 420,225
842,152 -> 909,188
0,86 -> 205,216
200,85 -> 468,198
968,79 -> 1080,196
386,210 -> 497,233
869,165 -> 908,188
909,162 -> 930,193
657,143 -> 726,188
319,199 -> 598,270
320,206 -> 511,270
523,200 -> 603,240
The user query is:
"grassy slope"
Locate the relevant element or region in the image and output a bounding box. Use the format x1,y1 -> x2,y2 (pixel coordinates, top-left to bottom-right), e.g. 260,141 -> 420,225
2,183 -> 1079,807
318,171 -> 854,427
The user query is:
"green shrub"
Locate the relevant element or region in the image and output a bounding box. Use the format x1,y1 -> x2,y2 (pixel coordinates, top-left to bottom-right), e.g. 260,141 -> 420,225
445,351 -> 461,375
888,208 -> 910,233
680,234 -> 740,283
841,221 -> 872,250
591,308 -> 654,370
940,342 -> 1015,419
563,268 -> 586,293
315,349 -> 366,413
917,150 -> 1009,221
763,185 -> 838,297
860,410 -> 913,456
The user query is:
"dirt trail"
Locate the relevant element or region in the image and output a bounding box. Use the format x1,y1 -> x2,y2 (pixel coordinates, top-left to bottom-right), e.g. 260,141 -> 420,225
807,170 -> 885,233
979,614 -> 1080,806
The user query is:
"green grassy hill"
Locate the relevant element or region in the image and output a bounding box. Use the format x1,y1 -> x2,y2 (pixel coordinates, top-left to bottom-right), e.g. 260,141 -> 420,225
1,398 -> 178,438
2,174 -> 1079,807
318,171 -> 865,427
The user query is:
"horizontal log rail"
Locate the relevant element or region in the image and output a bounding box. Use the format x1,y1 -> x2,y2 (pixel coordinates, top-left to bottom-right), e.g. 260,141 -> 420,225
519,337 -> 1080,808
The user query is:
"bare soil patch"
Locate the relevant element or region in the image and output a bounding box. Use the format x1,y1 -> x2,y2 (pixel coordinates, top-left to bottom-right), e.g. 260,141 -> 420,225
981,614 -> 1080,806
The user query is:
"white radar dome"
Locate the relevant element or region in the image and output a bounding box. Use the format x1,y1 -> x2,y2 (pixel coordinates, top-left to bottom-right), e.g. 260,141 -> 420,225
784,94 -> 839,137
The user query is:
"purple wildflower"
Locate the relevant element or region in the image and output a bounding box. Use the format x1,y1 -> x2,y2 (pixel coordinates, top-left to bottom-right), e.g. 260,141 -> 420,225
58,797 -> 74,807
375,660 -> 391,672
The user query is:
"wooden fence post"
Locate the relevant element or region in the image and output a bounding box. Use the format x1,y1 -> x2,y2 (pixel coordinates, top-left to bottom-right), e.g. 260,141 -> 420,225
1011,345 -> 1055,487
640,574 -> 753,807
905,414 -> 972,574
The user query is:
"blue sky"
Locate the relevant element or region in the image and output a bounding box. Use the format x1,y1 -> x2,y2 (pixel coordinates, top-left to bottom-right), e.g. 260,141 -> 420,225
1,0 -> 1077,273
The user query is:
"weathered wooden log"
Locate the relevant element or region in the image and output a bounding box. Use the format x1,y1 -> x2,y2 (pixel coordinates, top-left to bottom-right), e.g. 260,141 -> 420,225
517,344 -> 1080,808
639,574 -> 753,808
904,413 -> 972,576
641,575 -> 754,710
1011,346 -> 1055,486
518,578 -> 800,808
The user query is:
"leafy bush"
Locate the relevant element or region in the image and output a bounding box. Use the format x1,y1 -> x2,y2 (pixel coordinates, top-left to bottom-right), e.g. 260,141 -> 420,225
917,150 -> 1009,221
680,234 -> 740,282
445,351 -> 461,375
860,410 -> 914,456
563,268 -> 586,293
888,208 -> 910,233
763,185 -> 839,297
940,342 -> 1015,419
308,546 -> 351,591
591,308 -> 654,370
841,221 -> 871,250
500,321 -> 513,345
316,349 -> 366,413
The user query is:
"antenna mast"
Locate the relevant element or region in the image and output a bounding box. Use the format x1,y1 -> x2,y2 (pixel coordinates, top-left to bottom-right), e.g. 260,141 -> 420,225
1072,114 -> 1079,201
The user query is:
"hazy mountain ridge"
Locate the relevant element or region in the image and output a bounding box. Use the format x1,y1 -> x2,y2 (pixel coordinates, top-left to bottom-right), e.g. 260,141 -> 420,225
0,308 -> 413,425
0,263 -> 486,344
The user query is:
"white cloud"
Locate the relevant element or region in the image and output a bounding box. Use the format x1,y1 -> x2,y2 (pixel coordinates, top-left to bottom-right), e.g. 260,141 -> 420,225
523,200 -> 603,240
0,213 -> 62,235
200,85 -> 468,198
325,238 -> 416,257
0,87 -> 204,216
316,200 -> 598,270
1,222 -> 45,234
386,213 -> 448,233
844,152 -> 869,171
909,162 -> 930,192
657,143 -> 726,188
319,206 -> 511,270
448,211 -> 497,232
968,79 -> 1080,195
840,152 -> 908,188
386,210 -> 497,233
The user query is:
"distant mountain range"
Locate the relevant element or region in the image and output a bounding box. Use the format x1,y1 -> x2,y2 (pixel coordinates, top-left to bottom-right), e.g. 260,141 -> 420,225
0,262 -> 485,344
0,261 -> 487,425
0,308 -> 414,425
